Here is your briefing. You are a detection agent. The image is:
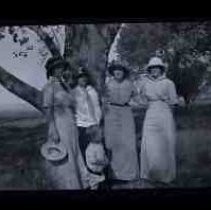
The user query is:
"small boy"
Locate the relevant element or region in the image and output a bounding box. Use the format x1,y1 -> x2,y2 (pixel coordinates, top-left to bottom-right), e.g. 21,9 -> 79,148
85,127 -> 108,190
74,69 -> 102,162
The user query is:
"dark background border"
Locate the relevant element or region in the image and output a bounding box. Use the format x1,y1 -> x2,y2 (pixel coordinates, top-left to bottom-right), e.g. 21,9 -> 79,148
0,6 -> 211,208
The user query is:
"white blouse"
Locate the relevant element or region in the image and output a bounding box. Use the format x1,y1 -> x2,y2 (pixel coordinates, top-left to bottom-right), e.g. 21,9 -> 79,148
74,85 -> 102,127
140,75 -> 179,106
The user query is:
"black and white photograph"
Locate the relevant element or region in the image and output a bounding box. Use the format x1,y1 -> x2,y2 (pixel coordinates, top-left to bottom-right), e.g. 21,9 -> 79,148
0,20 -> 211,191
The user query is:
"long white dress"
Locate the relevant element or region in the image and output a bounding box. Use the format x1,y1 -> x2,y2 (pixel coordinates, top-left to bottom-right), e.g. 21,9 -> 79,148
104,78 -> 139,181
42,80 -> 89,189
140,75 -> 178,183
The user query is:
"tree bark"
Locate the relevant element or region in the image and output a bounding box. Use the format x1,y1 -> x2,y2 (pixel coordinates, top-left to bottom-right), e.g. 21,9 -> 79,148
28,26 -> 61,57
63,24 -> 121,95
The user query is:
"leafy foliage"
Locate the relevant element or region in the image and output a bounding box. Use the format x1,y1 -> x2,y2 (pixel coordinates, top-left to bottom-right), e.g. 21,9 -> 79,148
117,22 -> 211,105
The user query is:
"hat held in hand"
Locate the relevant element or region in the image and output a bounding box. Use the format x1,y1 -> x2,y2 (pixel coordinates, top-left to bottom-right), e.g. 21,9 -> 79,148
40,141 -> 68,162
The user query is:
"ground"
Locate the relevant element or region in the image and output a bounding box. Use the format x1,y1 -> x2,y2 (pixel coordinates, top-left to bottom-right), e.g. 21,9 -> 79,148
0,105 -> 211,190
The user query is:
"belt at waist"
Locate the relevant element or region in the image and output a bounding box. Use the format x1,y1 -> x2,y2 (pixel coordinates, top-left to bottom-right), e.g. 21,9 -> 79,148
148,100 -> 170,108
108,102 -> 130,107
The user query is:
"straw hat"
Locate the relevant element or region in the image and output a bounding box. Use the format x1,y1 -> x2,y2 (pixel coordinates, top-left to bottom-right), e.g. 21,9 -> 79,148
40,141 -> 68,162
45,56 -> 70,79
108,64 -> 130,77
146,57 -> 166,71
77,67 -> 90,79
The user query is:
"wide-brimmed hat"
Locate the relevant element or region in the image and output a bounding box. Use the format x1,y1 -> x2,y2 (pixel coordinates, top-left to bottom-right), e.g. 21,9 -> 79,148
45,56 -> 70,78
77,67 -> 90,79
40,141 -> 68,162
146,57 -> 166,71
108,64 -> 130,77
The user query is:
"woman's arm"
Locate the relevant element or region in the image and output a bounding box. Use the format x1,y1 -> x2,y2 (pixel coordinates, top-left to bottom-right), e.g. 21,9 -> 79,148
101,84 -> 110,115
88,86 -> 102,125
137,83 -> 149,109
167,80 -> 179,109
42,83 -> 59,143
129,83 -> 140,107
42,84 -> 54,122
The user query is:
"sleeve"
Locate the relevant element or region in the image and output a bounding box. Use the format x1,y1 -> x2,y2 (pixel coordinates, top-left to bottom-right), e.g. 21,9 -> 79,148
168,80 -> 179,105
139,84 -> 149,107
131,83 -> 139,97
128,83 -> 140,106
89,87 -> 102,124
103,82 -> 111,102
42,83 -> 54,109
42,83 -> 60,142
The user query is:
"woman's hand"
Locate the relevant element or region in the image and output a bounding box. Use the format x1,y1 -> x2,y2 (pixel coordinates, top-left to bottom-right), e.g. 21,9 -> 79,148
158,95 -> 168,103
48,126 -> 60,144
138,103 -> 148,110
47,118 -> 60,144
51,136 -> 60,144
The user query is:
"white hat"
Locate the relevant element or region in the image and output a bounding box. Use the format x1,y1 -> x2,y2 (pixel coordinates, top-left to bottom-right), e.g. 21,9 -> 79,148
147,57 -> 166,69
40,141 -> 68,162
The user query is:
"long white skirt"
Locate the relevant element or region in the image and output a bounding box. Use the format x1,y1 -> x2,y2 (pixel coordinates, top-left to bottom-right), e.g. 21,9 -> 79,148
104,105 -> 139,181
140,101 -> 176,183
44,108 -> 89,190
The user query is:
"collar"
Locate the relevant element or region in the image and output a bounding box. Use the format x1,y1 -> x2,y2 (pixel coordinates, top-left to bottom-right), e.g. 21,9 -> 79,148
148,74 -> 166,82
76,85 -> 92,91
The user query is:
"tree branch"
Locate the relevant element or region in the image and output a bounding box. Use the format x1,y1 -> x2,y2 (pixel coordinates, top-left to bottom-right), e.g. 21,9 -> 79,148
27,25 -> 61,57
90,24 -> 122,96
0,66 -> 43,112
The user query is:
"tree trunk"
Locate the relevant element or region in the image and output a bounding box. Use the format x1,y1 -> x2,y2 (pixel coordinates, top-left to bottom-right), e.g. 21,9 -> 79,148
63,24 -> 121,96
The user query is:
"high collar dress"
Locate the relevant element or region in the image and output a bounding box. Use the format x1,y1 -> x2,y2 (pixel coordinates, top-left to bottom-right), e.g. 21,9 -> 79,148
140,75 -> 178,183
104,78 -> 139,181
42,81 -> 89,189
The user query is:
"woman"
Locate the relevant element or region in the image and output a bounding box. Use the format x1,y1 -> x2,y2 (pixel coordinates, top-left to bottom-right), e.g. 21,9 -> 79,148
104,64 -> 139,182
140,57 -> 178,186
42,56 -> 88,189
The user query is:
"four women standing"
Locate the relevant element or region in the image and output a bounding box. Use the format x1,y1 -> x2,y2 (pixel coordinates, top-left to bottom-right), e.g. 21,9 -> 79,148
42,55 -> 178,189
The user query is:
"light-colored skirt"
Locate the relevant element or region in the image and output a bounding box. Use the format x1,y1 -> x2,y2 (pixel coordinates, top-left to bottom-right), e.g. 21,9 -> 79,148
44,108 -> 89,189
104,105 -> 139,181
140,101 -> 176,183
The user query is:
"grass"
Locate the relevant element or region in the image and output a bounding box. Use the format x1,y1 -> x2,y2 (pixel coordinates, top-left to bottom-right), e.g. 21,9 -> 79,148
133,104 -> 211,188
175,129 -> 211,188
0,117 -> 48,190
0,104 -> 211,189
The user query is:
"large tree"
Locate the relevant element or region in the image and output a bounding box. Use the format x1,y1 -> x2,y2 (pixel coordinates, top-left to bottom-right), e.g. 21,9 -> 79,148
0,24 -> 121,112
